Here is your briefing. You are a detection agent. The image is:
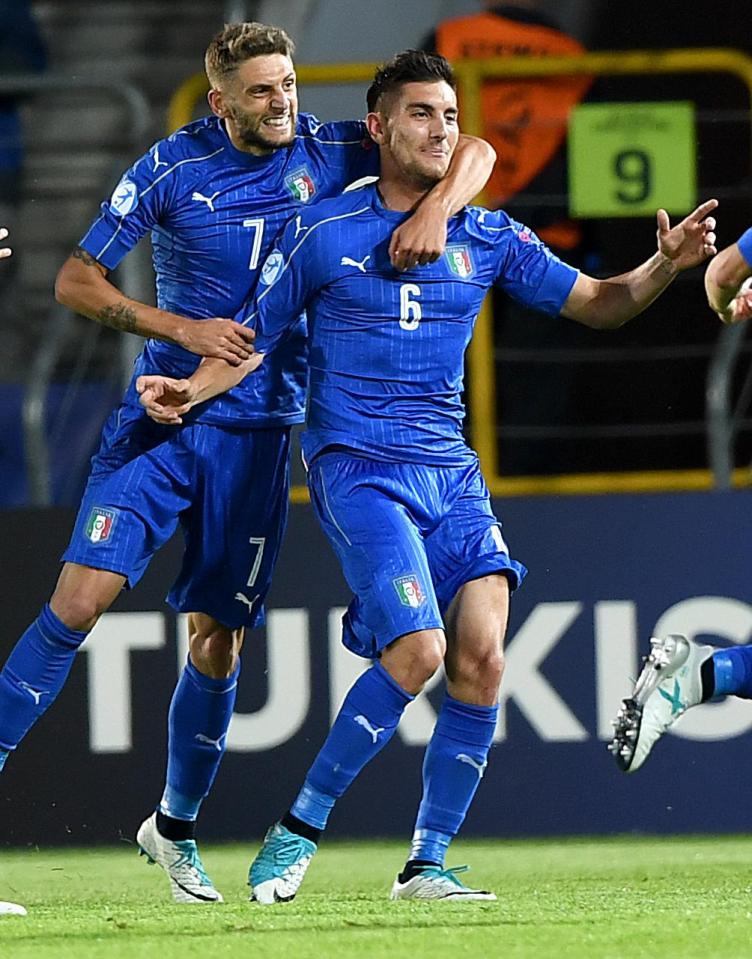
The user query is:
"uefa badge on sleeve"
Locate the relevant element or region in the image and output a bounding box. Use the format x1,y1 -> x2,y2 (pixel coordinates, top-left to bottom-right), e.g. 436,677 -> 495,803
260,250 -> 284,286
109,177 -> 138,217
85,507 -> 117,544
394,574 -> 426,608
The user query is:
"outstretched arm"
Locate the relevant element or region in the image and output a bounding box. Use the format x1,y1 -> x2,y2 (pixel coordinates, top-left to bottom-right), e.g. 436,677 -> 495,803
705,230 -> 752,324
137,353 -> 265,424
55,248 -> 256,366
389,134 -> 496,270
561,200 -> 718,329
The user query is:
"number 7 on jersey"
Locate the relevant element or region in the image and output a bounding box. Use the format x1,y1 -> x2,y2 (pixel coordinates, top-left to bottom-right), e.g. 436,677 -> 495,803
243,218 -> 265,270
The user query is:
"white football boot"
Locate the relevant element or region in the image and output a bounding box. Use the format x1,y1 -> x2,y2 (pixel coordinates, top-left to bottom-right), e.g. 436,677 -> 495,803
609,634 -> 714,773
390,865 -> 496,902
136,812 -> 223,904
0,901 -> 27,916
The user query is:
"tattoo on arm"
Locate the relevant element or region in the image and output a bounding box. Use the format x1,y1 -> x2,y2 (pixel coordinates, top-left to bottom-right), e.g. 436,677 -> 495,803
71,247 -> 99,267
69,247 -> 137,332
96,302 -> 139,334
657,256 -> 678,280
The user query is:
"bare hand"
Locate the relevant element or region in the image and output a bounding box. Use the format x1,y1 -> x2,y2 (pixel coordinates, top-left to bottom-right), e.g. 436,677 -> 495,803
136,374 -> 196,425
179,318 -> 255,366
729,279 -> 752,324
657,199 -> 718,272
0,227 -> 11,259
389,202 -> 448,271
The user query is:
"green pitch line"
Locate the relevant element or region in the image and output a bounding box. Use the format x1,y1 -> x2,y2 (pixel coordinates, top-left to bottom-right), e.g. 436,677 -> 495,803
1,836 -> 751,959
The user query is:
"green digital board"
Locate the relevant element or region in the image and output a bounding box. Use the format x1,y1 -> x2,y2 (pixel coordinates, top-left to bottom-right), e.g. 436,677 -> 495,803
568,101 -> 696,218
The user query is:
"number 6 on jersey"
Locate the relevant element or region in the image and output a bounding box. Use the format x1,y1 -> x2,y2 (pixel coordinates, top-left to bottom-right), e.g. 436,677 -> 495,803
399,283 -> 422,331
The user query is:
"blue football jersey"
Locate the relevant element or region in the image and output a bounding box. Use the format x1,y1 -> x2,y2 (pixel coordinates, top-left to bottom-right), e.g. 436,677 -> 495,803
245,183 -> 579,465
80,113 -> 379,427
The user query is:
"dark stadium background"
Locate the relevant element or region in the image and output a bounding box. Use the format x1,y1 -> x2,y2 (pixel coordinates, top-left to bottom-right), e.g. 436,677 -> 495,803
1,0 -> 751,846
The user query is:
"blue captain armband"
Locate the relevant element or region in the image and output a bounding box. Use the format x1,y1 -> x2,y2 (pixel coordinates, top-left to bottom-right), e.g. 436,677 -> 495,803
737,227 -> 752,266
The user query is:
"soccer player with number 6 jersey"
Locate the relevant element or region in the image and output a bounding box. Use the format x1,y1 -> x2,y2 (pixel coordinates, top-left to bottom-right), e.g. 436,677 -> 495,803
139,49 -> 717,903
0,26 -> 495,905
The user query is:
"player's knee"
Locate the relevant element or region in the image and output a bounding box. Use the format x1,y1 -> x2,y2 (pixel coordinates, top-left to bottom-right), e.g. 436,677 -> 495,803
49,590 -> 108,633
423,631 -> 448,676
50,565 -> 125,633
384,628 -> 446,691
482,647 -> 505,689
455,646 -> 505,696
188,619 -> 242,679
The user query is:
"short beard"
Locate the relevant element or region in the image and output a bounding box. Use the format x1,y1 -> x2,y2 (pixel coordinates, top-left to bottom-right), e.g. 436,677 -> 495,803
230,107 -> 296,153
402,162 -> 444,193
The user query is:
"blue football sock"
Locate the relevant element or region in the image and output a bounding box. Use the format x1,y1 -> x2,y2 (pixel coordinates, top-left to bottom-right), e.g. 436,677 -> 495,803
409,695 -> 498,866
712,646 -> 752,699
0,604 -> 88,755
290,661 -> 413,830
159,656 -> 239,821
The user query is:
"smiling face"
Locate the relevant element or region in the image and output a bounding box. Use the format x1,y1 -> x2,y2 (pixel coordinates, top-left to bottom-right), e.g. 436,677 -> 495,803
367,80 -> 459,190
208,53 -> 298,155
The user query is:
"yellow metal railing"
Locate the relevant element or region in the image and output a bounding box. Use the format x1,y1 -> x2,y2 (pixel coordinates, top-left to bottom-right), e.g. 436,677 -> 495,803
457,49 -> 752,496
168,49 -> 752,500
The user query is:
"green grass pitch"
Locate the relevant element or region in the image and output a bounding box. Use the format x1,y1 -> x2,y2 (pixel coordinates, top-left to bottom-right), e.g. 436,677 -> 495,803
2,836 -> 752,958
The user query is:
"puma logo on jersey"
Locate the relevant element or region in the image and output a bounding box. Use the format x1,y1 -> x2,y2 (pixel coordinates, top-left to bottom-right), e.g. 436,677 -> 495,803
191,190 -> 221,212
195,733 -> 225,751
293,215 -> 308,239
340,255 -> 371,273
152,146 -> 168,171
457,753 -> 487,780
234,591 -> 258,611
18,681 -> 46,706
354,714 -> 385,743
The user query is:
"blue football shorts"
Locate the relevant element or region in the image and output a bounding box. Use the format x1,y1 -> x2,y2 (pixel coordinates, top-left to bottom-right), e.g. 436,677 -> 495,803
63,403 -> 291,628
307,450 -> 527,659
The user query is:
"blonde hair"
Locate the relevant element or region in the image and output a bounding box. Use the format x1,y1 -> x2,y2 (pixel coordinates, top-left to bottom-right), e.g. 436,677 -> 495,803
205,22 -> 295,87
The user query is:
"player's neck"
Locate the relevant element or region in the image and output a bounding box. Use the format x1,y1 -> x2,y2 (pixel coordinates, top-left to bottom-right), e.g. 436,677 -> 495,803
375,177 -> 433,213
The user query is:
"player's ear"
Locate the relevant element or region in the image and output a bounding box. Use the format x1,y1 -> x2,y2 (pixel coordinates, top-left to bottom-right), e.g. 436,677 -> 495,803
208,88 -> 228,119
366,111 -> 386,144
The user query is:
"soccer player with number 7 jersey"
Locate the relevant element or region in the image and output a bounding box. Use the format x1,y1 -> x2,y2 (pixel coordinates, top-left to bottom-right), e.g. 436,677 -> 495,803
137,50 -> 718,903
0,25 -> 495,906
